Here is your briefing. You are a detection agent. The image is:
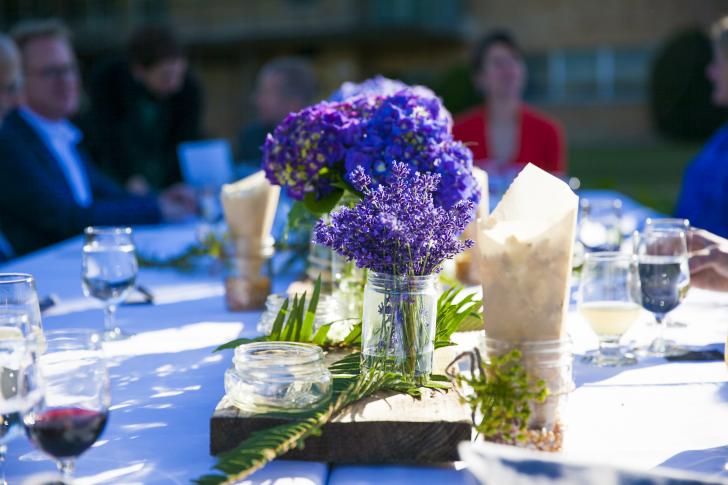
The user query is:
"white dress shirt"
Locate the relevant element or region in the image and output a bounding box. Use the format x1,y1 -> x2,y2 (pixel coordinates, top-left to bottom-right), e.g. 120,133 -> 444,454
19,107 -> 93,208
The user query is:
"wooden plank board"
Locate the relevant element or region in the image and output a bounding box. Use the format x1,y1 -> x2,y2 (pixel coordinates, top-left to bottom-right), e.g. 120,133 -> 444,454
210,347 -> 472,463
210,388 -> 471,463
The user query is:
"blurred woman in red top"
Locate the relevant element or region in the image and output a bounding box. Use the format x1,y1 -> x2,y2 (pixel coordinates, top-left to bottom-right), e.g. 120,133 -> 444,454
453,31 -> 566,175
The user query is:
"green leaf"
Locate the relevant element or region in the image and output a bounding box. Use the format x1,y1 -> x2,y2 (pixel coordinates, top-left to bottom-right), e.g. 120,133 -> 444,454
311,323 -> 333,346
449,348 -> 548,444
342,323 -> 362,346
302,188 -> 344,215
269,298 -> 289,341
213,337 -> 264,353
283,294 -> 300,341
300,277 -> 322,342
434,286 -> 482,349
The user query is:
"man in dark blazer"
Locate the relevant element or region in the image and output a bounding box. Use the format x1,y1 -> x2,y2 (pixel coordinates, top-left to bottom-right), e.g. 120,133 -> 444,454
0,20 -> 197,256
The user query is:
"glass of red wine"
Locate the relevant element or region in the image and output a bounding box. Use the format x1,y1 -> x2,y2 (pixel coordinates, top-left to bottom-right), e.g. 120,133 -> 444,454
21,329 -> 110,483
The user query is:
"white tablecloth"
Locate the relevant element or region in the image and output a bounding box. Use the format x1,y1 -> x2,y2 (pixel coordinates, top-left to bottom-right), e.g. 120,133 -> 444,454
4,219 -> 728,484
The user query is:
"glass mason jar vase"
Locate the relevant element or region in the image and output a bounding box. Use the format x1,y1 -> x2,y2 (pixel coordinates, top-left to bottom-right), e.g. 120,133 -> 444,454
332,254 -> 366,319
224,236 -> 275,311
306,194 -> 366,318
361,272 -> 439,384
482,337 -> 574,452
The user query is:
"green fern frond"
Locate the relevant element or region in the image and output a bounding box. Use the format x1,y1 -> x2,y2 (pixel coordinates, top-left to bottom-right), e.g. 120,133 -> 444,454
434,286 -> 482,349
195,353 -> 404,484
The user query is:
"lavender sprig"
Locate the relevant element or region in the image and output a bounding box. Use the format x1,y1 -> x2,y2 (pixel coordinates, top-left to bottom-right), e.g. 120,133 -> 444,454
313,162 -> 474,276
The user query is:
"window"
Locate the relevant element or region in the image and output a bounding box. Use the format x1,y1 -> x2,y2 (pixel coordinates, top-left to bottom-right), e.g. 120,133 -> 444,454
524,47 -> 652,104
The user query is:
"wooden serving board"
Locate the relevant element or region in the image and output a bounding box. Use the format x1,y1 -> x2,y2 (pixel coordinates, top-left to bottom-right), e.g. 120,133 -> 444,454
210,348 -> 472,463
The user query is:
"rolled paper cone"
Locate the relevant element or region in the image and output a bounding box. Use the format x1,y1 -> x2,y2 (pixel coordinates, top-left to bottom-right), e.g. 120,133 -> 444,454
476,163 -> 578,342
221,171 -> 280,252
456,167 -> 489,285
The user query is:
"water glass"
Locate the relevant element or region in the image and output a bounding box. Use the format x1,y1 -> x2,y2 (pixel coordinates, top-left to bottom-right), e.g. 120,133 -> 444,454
0,338 -> 36,485
578,198 -> 623,252
21,329 -> 109,484
82,227 -> 138,340
644,218 -> 691,328
578,252 -> 641,366
0,274 -> 44,351
633,228 -> 690,357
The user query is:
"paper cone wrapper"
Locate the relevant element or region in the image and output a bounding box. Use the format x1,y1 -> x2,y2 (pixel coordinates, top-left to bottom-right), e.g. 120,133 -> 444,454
476,163 -> 578,342
457,167 -> 489,285
221,171 -> 280,255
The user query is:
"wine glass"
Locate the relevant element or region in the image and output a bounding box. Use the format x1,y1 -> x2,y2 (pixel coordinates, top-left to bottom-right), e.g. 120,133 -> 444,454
644,218 -> 691,328
21,329 -> 110,484
0,274 -> 44,351
579,252 -> 642,366
0,338 -> 36,485
82,227 -> 138,341
634,228 -> 690,357
578,198 -> 623,252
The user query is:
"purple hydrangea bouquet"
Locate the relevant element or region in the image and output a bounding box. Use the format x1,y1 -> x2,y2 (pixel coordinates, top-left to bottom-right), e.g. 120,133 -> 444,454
262,77 -> 481,321
314,162 -> 474,383
262,78 -> 481,215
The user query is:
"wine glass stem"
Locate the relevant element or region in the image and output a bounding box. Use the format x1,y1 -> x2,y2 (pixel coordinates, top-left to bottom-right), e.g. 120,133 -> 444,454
104,304 -> 117,335
58,458 -> 75,483
599,337 -> 621,360
656,315 -> 665,342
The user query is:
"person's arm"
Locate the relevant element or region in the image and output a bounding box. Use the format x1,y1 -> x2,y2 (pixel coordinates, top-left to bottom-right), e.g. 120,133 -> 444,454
688,229 -> 728,292
0,141 -> 161,242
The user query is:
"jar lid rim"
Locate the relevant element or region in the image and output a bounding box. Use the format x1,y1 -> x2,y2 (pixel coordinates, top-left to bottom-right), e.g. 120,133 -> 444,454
233,341 -> 324,366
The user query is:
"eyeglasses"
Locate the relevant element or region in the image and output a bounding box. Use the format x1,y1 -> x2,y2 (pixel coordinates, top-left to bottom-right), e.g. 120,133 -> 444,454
26,63 -> 78,81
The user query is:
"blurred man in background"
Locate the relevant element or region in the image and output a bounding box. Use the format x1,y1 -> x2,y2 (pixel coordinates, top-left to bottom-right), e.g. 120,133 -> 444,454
0,33 -> 23,260
236,56 -> 317,169
84,24 -> 203,194
0,33 -> 22,124
0,19 -> 197,256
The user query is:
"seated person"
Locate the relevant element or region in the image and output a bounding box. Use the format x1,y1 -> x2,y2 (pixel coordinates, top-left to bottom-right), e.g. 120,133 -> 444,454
675,16 -> 728,237
689,228 -> 728,292
0,19 -> 197,256
84,24 -> 202,194
453,30 -> 566,175
237,57 -> 317,169
0,33 -> 23,260
0,33 -> 22,124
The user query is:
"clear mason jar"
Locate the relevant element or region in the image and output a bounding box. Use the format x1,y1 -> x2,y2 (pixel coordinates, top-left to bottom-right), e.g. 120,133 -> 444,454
256,292 -> 342,335
361,272 -> 439,384
306,194 -> 366,312
332,254 -> 366,319
224,342 -> 332,413
224,236 -> 274,311
482,337 -> 574,452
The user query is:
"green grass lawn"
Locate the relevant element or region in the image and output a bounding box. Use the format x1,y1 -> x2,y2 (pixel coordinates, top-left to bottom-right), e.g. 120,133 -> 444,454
569,142 -> 702,214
